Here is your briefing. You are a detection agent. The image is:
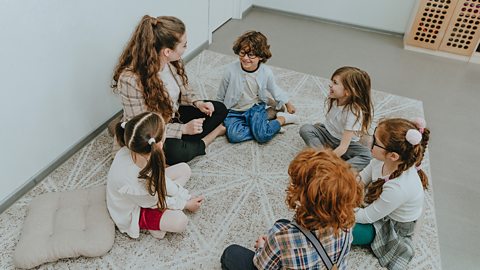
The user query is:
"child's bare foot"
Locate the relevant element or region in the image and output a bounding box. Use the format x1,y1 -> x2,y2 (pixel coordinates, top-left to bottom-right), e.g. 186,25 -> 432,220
202,125 -> 226,147
149,230 -> 166,239
185,195 -> 205,212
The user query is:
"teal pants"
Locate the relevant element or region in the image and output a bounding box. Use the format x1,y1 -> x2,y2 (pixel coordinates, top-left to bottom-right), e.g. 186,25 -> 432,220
352,223 -> 375,246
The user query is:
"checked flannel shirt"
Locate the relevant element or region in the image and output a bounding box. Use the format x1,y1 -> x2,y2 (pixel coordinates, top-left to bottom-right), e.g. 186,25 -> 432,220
253,220 -> 352,270
114,63 -> 198,139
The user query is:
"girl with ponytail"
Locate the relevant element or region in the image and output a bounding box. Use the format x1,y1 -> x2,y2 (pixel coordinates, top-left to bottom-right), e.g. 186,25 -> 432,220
107,112 -> 204,239
112,15 -> 227,165
352,117 -> 430,270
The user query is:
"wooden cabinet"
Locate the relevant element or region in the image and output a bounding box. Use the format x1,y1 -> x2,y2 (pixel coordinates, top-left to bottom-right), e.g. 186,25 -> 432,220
404,0 -> 480,63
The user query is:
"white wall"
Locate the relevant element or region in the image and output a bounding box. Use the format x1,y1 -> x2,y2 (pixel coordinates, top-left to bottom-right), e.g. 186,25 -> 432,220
0,0 -> 209,204
210,0 -> 235,32
242,0 -> 254,14
254,0 -> 416,34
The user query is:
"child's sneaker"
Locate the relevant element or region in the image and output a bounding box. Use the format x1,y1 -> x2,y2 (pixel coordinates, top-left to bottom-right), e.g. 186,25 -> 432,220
278,127 -> 286,134
149,230 -> 166,239
277,112 -> 299,125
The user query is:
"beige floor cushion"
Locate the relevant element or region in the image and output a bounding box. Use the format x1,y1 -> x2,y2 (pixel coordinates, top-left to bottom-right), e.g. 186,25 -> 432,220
13,185 -> 115,269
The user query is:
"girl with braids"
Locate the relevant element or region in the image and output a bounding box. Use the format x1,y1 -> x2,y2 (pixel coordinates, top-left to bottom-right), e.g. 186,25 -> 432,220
299,66 -> 373,171
221,149 -> 363,270
112,15 -> 227,165
352,118 -> 430,270
106,112 -> 204,239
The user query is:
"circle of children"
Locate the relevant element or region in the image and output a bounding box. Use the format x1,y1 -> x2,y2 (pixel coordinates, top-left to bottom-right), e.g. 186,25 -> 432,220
107,15 -> 431,270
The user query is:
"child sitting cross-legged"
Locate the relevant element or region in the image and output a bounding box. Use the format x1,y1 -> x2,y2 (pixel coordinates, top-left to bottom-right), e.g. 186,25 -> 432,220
217,31 -> 298,144
106,112 -> 204,240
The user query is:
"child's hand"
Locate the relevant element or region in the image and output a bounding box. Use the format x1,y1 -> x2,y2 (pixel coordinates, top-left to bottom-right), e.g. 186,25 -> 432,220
254,235 -> 267,249
285,102 -> 296,114
196,101 -> 215,117
183,118 -> 205,135
185,195 -> 205,212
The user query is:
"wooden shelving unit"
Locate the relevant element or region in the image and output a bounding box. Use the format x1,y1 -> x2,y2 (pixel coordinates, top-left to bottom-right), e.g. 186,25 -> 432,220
404,0 -> 480,63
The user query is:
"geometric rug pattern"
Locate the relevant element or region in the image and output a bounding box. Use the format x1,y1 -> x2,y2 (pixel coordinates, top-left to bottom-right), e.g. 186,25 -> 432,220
0,50 -> 441,269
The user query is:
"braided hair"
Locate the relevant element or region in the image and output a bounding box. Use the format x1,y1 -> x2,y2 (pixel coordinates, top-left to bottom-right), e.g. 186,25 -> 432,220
364,118 -> 430,204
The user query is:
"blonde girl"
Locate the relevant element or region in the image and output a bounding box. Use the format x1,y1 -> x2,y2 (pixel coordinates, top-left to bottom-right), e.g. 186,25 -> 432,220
299,66 -> 373,171
112,15 -> 227,165
106,112 -> 204,239
352,118 -> 430,270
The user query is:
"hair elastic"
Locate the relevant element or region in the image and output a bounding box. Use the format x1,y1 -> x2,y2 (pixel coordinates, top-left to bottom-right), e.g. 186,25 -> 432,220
406,129 -> 422,145
412,117 -> 426,134
415,165 -> 422,171
148,138 -> 156,145
120,122 -> 127,129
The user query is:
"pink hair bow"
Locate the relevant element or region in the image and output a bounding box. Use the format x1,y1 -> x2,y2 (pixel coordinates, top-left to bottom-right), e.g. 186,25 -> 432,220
413,117 -> 426,134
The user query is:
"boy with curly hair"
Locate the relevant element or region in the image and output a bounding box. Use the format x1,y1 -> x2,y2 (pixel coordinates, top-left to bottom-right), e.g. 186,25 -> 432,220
217,31 -> 298,144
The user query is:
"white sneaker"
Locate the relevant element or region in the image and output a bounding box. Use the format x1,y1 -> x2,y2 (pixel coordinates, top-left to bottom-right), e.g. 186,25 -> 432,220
149,230 -> 166,239
277,112 -> 299,125
278,127 -> 286,134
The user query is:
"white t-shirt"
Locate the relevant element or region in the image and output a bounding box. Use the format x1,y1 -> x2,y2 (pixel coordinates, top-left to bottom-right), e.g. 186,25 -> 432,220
160,64 -> 180,111
355,159 -> 425,223
231,70 -> 261,111
324,101 -> 362,142
106,147 -> 191,238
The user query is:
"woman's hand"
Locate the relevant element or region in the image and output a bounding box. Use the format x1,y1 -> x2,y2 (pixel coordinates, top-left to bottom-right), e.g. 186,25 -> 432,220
195,101 -> 215,117
285,101 -> 296,114
254,235 -> 267,250
185,195 -> 205,212
182,118 -> 205,135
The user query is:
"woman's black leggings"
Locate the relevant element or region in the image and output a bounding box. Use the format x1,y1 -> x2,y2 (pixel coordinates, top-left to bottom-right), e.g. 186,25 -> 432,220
164,100 -> 227,165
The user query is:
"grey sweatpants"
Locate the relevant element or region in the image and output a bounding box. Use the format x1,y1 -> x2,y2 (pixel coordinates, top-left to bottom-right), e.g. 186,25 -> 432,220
299,123 -> 371,171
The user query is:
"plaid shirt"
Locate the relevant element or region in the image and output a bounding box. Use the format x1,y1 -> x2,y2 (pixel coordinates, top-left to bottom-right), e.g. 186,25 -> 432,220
253,220 -> 352,270
113,63 -> 198,139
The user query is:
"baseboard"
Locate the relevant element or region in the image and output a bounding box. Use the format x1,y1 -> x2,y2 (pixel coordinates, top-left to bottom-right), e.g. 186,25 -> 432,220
0,43 -> 209,215
242,5 -> 254,19
0,110 -> 122,214
251,5 -> 404,38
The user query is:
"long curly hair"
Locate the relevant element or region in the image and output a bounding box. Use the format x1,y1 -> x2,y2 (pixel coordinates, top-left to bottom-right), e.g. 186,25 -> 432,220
326,66 -> 373,135
364,118 -> 430,204
111,15 -> 188,122
232,31 -> 272,63
115,112 -> 168,210
286,149 -> 363,235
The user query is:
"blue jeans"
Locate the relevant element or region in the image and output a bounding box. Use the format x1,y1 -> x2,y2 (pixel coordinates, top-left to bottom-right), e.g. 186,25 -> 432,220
224,104 -> 281,143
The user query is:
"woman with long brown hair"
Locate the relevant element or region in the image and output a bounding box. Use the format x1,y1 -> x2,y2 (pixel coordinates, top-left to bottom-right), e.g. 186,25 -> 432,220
112,15 -> 227,165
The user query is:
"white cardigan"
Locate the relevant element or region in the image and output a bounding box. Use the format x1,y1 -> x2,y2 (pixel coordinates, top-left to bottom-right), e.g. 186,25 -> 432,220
106,147 -> 191,238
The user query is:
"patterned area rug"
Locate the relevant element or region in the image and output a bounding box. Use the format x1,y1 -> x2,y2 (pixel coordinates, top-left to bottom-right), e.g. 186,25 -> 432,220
0,50 -> 441,269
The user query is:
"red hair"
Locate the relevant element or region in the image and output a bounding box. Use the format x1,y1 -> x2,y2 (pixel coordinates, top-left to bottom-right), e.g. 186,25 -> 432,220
286,149 -> 363,234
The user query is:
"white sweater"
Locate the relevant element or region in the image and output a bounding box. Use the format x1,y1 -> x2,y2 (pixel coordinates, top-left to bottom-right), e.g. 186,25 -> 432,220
106,147 -> 191,238
355,159 -> 424,224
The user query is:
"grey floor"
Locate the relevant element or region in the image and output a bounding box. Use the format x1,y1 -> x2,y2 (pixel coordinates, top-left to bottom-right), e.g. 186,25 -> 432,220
208,8 -> 480,270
